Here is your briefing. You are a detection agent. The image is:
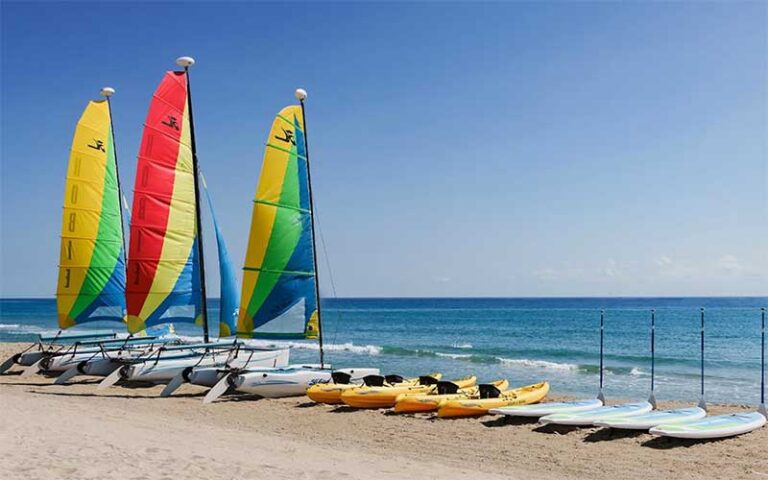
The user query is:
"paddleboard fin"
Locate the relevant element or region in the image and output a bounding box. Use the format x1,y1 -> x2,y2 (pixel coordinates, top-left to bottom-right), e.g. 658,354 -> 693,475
698,396 -> 707,412
597,389 -> 606,403
759,404 -> 767,419
648,391 -> 657,409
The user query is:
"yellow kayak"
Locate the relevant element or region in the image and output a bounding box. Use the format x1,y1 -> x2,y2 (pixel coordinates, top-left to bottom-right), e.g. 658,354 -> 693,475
307,374 -> 423,405
341,374 -> 478,409
393,379 -> 508,413
437,381 -> 550,418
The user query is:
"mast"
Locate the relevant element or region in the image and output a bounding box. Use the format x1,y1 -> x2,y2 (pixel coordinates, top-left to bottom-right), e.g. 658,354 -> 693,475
760,307 -> 766,418
100,87 -> 128,284
176,56 -> 210,343
698,307 -> 707,410
649,309 -> 656,408
597,309 -> 605,402
295,88 -> 325,368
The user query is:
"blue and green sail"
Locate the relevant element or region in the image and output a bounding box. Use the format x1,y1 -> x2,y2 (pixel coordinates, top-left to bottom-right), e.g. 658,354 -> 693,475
237,105 -> 319,339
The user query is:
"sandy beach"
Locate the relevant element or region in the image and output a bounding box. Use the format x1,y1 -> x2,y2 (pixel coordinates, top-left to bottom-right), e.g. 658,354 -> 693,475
1,342 -> 766,480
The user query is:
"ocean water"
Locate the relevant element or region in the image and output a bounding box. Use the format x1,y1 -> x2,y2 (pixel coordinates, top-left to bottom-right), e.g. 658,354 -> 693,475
1,297 -> 765,405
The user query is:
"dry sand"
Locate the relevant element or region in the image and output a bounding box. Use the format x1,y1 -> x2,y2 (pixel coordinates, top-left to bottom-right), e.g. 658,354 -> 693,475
0,342 -> 766,480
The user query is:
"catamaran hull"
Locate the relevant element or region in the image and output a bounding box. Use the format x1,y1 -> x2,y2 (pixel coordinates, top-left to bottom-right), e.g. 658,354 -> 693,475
232,367 -> 380,399
187,349 -> 291,387
18,351 -> 46,366
43,348 -> 142,374
80,358 -> 124,377
42,352 -> 106,373
122,356 -> 221,384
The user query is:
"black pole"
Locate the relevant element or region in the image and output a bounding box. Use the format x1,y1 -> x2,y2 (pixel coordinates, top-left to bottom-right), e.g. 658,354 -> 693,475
651,309 -> 656,392
298,94 -> 325,368
761,308 -> 765,407
697,307 -> 706,410
183,64 -> 210,344
598,309 -> 605,401
700,308 -> 704,398
103,94 -> 128,275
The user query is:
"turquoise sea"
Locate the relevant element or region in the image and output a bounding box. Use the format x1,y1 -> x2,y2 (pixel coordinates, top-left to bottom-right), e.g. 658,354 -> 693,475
1,297 -> 765,405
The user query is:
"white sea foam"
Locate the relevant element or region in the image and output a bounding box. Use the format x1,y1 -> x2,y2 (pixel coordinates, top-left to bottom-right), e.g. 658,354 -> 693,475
435,352 -> 473,360
0,323 -> 57,336
238,339 -> 382,356
496,357 -> 579,371
452,342 -> 473,349
630,367 -> 644,376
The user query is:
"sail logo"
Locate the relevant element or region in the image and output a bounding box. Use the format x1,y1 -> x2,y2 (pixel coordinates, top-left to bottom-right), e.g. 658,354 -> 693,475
161,115 -> 180,131
87,139 -> 105,152
274,127 -> 295,145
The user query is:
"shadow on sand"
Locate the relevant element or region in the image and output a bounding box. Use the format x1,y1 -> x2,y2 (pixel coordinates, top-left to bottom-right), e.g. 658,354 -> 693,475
641,436 -> 726,449
583,428 -> 646,443
329,405 -> 365,413
481,416 -> 539,428
28,388 -> 206,400
533,423 -> 585,435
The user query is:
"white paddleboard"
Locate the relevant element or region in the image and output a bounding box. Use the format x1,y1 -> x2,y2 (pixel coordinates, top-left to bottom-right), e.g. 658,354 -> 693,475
594,406 -> 706,430
490,398 -> 603,418
539,401 -> 653,426
650,412 -> 766,439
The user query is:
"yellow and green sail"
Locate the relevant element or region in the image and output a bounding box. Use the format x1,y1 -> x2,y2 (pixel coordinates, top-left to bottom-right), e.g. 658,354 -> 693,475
237,105 -> 319,339
57,100 -> 126,328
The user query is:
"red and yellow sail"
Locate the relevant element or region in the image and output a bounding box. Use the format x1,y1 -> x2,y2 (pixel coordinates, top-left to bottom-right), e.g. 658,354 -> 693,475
126,71 -> 201,333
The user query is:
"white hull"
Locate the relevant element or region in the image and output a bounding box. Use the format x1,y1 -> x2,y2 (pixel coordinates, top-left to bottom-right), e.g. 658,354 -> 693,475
81,357 -> 125,377
43,352 -> 97,372
123,355 -> 220,384
232,367 -> 379,399
187,349 -> 290,387
18,351 -> 46,367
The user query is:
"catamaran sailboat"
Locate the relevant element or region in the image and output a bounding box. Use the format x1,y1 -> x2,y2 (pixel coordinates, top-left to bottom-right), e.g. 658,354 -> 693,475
99,57 -> 288,390
1,87 -> 172,379
203,89 -> 377,403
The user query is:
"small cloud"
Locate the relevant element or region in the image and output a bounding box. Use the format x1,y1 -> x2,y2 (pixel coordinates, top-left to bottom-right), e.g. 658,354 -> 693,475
601,259 -> 620,278
433,276 -> 451,283
654,255 -> 673,267
715,254 -> 743,274
653,255 -> 695,278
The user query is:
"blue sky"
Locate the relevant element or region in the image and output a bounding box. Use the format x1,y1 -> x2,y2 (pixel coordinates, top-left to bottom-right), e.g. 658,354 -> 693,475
1,1 -> 766,298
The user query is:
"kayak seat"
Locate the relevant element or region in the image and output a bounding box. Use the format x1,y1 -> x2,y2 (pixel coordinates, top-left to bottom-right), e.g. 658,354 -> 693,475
479,384 -> 501,399
331,372 -> 352,384
384,374 -> 405,384
363,375 -> 386,387
418,375 -> 439,386
436,381 -> 460,395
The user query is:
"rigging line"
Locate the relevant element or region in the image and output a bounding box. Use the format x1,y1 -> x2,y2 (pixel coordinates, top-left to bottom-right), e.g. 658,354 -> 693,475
312,204 -> 341,348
